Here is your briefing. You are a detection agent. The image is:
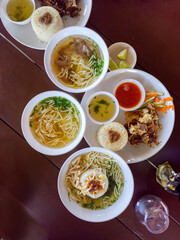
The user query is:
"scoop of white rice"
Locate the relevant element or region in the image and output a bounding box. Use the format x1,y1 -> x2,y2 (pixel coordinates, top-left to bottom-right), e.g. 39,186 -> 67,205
31,6 -> 64,43
97,122 -> 128,151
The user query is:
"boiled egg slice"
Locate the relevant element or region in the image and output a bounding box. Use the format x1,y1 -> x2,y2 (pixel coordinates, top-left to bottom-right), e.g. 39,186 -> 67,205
79,169 -> 108,199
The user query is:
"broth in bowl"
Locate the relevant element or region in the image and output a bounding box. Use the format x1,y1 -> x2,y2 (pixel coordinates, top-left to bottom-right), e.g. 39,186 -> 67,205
6,0 -> 34,22
51,36 -> 104,89
29,96 -> 80,148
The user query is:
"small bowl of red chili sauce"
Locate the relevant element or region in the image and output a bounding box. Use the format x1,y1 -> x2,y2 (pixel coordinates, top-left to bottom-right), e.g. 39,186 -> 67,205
114,79 -> 145,111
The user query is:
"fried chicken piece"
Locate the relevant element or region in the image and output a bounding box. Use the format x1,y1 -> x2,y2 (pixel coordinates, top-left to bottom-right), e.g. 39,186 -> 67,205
38,0 -> 81,17
125,103 -> 162,147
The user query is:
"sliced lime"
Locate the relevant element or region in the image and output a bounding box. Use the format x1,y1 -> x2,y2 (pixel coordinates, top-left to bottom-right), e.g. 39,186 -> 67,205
119,61 -> 131,69
109,57 -> 119,71
118,49 -> 127,60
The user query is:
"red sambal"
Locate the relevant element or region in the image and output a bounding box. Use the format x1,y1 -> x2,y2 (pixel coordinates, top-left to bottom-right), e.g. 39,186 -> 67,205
115,82 -> 142,109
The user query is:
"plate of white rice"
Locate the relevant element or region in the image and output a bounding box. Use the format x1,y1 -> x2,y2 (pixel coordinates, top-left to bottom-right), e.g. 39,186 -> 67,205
0,0 -> 92,50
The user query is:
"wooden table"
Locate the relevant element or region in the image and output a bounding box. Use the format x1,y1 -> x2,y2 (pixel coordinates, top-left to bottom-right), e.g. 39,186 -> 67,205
0,1 -> 180,239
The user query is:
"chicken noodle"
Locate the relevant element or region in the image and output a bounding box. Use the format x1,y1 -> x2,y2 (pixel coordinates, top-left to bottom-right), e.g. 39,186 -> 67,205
124,103 -> 162,147
29,97 -> 80,148
38,0 -> 81,17
51,36 -> 104,88
65,151 -> 124,209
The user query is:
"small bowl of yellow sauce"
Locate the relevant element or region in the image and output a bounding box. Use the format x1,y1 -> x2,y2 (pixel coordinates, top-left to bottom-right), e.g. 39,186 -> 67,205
86,91 -> 119,125
2,0 -> 35,25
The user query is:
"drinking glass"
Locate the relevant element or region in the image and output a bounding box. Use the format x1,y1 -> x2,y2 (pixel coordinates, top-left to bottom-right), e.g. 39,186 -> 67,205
135,195 -> 169,234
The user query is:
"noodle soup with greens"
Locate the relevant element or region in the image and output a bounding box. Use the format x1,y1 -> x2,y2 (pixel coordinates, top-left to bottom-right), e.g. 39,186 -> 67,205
29,96 -> 80,148
65,151 -> 124,210
51,36 -> 104,89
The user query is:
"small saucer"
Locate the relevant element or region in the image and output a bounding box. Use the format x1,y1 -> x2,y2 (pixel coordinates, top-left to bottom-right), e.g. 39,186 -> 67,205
108,42 -> 137,69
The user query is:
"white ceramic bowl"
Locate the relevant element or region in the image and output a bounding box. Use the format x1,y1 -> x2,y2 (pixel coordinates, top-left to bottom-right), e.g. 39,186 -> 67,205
21,91 -> 86,156
57,147 -> 134,222
44,26 -> 109,93
114,79 -> 146,111
86,91 -> 119,125
2,0 -> 35,25
108,42 -> 137,69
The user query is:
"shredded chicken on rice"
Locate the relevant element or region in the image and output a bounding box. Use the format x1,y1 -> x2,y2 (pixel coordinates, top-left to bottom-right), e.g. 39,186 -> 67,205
124,103 -> 162,147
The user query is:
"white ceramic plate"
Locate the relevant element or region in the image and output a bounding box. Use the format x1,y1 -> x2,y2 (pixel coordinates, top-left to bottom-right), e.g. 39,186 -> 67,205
1,0 -> 92,50
81,69 -> 175,164
57,147 -> 134,222
108,42 -> 137,69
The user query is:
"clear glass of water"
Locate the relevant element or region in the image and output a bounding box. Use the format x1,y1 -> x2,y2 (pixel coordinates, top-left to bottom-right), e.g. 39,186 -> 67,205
135,195 -> 169,234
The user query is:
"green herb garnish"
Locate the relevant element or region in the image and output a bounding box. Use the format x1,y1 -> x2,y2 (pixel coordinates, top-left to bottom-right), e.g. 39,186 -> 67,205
94,105 -> 101,113
97,99 -> 109,106
30,106 -> 38,117
91,52 -> 104,76
82,200 -> 95,209
40,97 -> 72,110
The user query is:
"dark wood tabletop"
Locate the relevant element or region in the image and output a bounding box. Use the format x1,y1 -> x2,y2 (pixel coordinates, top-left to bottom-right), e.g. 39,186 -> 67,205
0,1 -> 180,239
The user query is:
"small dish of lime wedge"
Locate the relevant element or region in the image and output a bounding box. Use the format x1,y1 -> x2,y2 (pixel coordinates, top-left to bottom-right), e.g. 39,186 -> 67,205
108,42 -> 137,70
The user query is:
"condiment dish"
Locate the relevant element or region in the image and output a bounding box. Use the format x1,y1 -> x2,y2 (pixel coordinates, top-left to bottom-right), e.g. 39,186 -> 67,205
44,26 -> 109,93
57,147 -> 134,222
21,91 -> 86,156
108,42 -> 137,69
2,0 -> 35,25
114,79 -> 145,111
86,91 -> 119,125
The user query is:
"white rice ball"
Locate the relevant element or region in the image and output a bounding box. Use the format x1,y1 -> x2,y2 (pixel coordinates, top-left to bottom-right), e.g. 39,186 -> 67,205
31,6 -> 64,43
97,122 -> 128,151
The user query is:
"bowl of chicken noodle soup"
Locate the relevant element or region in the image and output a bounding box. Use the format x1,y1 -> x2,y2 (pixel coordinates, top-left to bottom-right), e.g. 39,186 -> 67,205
44,26 -> 109,93
21,91 -> 86,155
57,147 -> 134,222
